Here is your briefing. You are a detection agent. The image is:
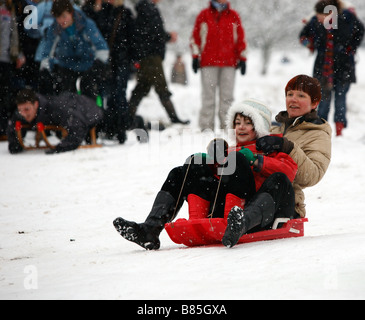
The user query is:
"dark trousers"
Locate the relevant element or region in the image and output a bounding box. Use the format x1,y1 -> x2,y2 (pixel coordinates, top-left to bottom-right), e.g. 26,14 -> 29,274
0,62 -> 15,135
161,152 -> 297,223
104,63 -> 131,135
318,81 -> 351,127
39,64 -> 108,100
129,55 -> 172,116
161,152 -> 256,218
253,172 -> 298,231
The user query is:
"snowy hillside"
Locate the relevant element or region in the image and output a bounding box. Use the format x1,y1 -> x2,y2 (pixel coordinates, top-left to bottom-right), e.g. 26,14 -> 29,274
1,49 -> 365,300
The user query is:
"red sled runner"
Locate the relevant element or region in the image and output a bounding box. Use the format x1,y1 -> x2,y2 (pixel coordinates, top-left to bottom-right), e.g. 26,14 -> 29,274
165,217 -> 308,247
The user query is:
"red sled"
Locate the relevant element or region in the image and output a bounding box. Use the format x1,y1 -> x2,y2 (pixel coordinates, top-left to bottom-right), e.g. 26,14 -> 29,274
165,218 -> 308,247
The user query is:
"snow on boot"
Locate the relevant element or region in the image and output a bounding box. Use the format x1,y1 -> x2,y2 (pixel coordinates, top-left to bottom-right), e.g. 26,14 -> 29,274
113,218 -> 161,250
222,192 -> 275,248
113,191 -> 176,250
221,206 -> 246,248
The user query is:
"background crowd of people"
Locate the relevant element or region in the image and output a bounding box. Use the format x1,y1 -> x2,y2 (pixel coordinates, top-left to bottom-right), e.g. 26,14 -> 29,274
0,0 -> 364,151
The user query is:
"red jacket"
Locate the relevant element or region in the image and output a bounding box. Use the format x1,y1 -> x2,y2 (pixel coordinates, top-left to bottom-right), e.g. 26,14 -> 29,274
228,138 -> 298,192
190,2 -> 247,67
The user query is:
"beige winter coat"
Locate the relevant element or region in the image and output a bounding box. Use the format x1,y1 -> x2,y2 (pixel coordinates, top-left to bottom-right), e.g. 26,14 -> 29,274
271,110 -> 332,217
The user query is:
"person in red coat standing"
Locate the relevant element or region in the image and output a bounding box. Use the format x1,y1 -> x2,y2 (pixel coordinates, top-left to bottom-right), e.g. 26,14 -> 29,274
190,0 -> 247,131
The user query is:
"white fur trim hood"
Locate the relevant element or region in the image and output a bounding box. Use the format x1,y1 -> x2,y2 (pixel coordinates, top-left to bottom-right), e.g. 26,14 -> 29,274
226,99 -> 272,139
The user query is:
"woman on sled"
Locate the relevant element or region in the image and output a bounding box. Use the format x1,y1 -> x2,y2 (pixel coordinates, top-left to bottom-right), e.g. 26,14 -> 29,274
113,99 -> 299,250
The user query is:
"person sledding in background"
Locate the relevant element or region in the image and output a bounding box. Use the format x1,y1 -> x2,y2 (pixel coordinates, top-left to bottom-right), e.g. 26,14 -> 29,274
7,88 -> 103,154
299,0 -> 364,136
113,99 -> 298,250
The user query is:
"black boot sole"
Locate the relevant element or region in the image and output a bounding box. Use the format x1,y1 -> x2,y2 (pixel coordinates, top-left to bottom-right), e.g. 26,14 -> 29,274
222,206 -> 246,248
113,217 -> 160,250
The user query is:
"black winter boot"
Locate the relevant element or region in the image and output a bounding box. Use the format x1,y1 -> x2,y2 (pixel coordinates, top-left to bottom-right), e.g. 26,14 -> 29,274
113,191 -> 176,250
161,99 -> 190,125
222,192 -> 275,248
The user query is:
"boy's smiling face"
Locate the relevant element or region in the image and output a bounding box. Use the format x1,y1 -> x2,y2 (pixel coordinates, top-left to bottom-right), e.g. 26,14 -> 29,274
234,114 -> 257,144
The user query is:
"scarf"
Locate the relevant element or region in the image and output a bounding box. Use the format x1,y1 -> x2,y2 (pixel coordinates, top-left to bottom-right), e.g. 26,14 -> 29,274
211,0 -> 228,12
323,29 -> 335,90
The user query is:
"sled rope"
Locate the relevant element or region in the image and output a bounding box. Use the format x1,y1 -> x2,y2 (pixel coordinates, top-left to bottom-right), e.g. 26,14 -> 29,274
171,155 -> 194,223
208,165 -> 224,226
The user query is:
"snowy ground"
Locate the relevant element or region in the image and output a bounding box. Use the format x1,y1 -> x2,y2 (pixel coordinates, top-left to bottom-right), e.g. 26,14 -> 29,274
1,49 -> 365,300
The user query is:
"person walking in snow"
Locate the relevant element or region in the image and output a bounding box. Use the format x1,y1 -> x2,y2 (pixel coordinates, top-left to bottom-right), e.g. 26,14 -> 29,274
258,74 -> 332,220
171,54 -> 187,85
113,99 -> 298,250
128,0 -> 189,126
190,0 -> 247,131
299,0 -> 364,136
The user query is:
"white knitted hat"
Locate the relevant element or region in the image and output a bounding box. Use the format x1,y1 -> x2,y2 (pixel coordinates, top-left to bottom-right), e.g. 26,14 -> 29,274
226,99 -> 272,139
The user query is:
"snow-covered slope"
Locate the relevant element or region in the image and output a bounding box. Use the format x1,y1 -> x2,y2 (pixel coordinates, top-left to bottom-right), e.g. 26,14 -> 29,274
1,49 -> 365,300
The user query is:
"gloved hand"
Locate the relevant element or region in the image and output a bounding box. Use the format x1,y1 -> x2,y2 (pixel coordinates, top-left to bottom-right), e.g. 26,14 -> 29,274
256,136 -> 284,154
192,58 -> 200,73
256,136 -> 294,154
207,138 -> 228,164
239,147 -> 257,165
238,60 -> 246,75
40,58 -> 55,71
193,153 -> 213,163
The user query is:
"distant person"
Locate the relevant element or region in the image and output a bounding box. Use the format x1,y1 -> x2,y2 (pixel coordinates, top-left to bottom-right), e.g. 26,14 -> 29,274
83,0 -> 137,143
7,89 -> 103,154
128,0 -> 189,125
0,0 -> 19,139
35,0 -> 109,99
300,0 -> 364,136
190,0 -> 247,131
171,54 -> 187,85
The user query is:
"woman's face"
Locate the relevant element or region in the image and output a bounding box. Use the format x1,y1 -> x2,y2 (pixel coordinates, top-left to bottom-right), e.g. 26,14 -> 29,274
234,114 -> 257,144
286,90 -> 319,118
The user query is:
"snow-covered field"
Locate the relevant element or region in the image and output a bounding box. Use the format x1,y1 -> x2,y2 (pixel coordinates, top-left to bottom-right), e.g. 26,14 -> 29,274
1,49 -> 365,300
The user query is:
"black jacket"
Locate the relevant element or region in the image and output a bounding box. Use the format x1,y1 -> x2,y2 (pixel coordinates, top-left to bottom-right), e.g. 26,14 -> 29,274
83,3 -> 136,66
7,93 -> 103,154
300,10 -> 364,84
134,0 -> 171,60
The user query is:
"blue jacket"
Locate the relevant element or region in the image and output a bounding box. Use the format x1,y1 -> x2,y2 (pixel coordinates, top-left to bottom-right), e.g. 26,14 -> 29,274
35,10 -> 109,72
26,1 -> 80,39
